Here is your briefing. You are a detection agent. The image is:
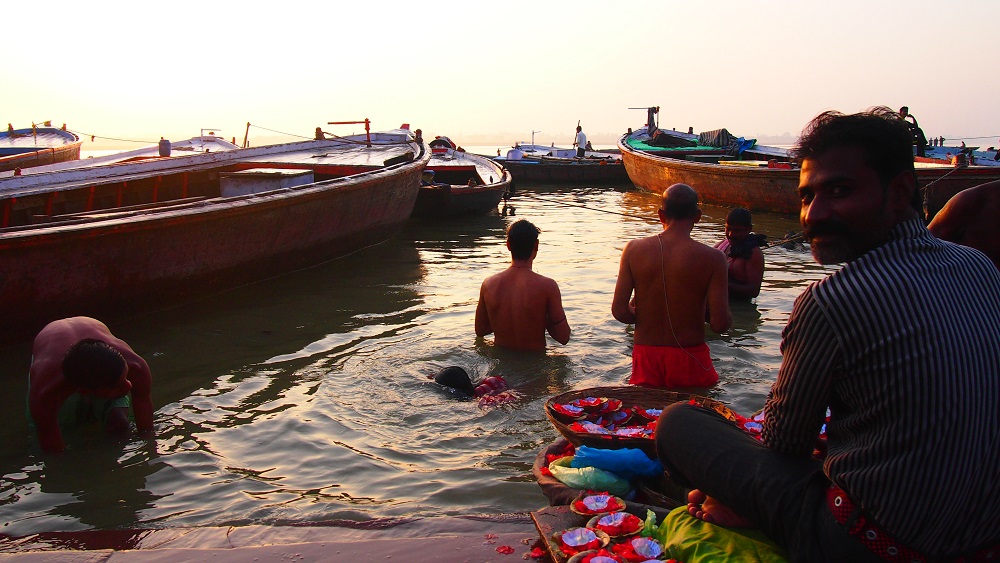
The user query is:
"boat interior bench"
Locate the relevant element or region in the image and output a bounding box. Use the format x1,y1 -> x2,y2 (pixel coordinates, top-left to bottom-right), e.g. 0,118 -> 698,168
32,196 -> 209,222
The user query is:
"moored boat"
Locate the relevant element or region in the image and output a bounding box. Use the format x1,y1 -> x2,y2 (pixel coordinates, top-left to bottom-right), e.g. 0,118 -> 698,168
0,123 -> 83,172
0,132 -> 240,179
620,120 -> 1000,218
491,138 -> 631,187
0,125 -> 428,342
412,136 -> 511,217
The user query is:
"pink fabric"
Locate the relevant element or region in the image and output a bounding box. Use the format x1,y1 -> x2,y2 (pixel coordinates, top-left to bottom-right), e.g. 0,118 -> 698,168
630,343 -> 718,388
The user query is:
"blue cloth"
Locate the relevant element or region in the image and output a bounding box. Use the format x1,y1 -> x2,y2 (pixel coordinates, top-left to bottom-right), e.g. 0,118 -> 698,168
570,445 -> 662,480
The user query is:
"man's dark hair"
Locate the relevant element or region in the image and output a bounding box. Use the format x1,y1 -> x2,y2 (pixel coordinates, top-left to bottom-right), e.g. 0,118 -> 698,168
726,208 -> 752,227
507,219 -> 540,261
62,339 -> 126,390
794,106 -> 921,211
661,184 -> 700,219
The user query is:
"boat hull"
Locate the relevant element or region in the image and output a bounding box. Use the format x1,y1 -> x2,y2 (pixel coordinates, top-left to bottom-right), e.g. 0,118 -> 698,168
499,158 -> 631,186
0,139 -> 427,342
619,134 -> 1000,218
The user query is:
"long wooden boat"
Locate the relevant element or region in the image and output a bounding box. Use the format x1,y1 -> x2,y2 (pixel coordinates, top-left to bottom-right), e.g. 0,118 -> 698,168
412,137 -> 511,217
0,133 -> 240,179
491,142 -> 631,186
619,127 -> 1000,218
0,127 -> 428,342
0,124 -> 83,172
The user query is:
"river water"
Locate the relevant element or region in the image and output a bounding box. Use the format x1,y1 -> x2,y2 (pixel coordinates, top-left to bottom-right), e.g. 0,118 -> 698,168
0,178 -> 831,537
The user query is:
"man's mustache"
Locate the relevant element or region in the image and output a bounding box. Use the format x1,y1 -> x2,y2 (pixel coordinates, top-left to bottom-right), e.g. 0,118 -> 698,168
804,221 -> 850,240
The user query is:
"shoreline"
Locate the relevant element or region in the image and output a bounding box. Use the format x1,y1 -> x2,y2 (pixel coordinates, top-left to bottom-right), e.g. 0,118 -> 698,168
0,514 -> 542,561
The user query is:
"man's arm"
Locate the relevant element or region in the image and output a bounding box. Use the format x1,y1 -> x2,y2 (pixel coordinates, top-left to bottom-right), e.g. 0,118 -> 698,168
27,359 -> 68,452
730,247 -> 765,299
474,283 -> 493,338
546,280 -> 570,345
707,250 -> 732,334
611,245 -> 637,324
761,290 -> 835,456
127,358 -> 154,434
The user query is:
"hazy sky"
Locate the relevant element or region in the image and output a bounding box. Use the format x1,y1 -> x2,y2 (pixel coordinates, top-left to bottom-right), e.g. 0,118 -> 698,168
6,1 -> 998,149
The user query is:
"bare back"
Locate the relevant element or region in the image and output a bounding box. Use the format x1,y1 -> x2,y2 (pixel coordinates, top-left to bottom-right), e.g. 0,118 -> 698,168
29,316 -> 154,451
928,181 -> 1000,270
613,230 -> 730,346
476,266 -> 570,352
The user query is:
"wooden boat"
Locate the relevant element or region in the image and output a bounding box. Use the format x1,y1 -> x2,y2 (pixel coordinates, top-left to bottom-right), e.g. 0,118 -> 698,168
0,126 -> 428,342
491,140 -> 631,187
0,133 -> 240,179
0,124 -> 83,172
412,136 -> 511,217
619,125 -> 1000,218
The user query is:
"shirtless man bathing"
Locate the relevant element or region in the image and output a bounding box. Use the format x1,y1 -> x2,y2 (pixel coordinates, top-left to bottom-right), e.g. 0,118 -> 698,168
28,317 -> 154,452
475,219 -> 571,352
612,184 -> 731,388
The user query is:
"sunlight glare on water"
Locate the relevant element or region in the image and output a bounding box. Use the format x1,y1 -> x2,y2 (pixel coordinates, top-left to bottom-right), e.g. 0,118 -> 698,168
0,183 -> 829,536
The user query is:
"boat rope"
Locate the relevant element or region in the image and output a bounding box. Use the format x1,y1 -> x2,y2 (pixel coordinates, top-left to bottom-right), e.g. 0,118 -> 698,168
512,192 -> 805,251
67,129 -> 158,145
246,123 -> 414,147
919,163 -> 967,212
246,123 -> 312,140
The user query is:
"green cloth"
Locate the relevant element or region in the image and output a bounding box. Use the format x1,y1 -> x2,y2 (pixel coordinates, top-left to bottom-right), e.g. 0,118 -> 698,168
26,367 -> 132,428
655,506 -> 788,563
547,456 -> 631,497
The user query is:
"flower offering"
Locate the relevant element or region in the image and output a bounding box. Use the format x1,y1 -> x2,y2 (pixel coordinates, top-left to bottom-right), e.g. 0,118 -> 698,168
589,511 -> 643,537
556,527 -> 606,556
572,493 -> 626,515
611,537 -> 663,562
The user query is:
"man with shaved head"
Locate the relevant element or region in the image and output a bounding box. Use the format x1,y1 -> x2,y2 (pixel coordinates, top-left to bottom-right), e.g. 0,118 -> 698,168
612,184 -> 731,388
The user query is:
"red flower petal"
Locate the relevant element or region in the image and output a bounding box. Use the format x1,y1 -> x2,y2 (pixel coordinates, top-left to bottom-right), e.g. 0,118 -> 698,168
496,545 -> 515,554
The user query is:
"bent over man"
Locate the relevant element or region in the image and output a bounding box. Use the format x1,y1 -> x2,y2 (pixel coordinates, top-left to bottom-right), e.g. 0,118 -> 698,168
28,317 -> 154,452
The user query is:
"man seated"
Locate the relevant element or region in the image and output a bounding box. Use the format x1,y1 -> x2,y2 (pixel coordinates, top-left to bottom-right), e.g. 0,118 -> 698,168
655,107 -> 1000,561
714,208 -> 766,299
928,179 -> 1000,269
28,317 -> 154,452
475,220 -> 570,352
612,184 -> 731,388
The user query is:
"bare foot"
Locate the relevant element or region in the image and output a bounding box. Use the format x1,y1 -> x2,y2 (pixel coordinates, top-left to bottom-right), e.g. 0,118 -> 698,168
687,489 -> 755,528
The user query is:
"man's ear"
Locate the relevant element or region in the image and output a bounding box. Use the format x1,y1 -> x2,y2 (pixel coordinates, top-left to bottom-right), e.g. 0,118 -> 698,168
888,171 -> 918,214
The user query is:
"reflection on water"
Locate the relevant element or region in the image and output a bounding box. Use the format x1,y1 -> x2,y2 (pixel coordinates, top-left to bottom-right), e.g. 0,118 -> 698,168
0,185 -> 825,539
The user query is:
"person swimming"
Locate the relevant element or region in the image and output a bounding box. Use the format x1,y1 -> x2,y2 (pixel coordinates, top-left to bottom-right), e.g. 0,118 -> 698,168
432,366 -> 509,399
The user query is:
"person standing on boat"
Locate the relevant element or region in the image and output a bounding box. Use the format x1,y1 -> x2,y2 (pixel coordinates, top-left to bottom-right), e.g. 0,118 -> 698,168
655,107 -> 1000,561
611,184 -> 731,388
928,179 -> 1000,269
899,105 -> 928,157
573,125 -> 587,158
475,220 -> 571,352
27,317 -> 155,452
714,208 -> 766,300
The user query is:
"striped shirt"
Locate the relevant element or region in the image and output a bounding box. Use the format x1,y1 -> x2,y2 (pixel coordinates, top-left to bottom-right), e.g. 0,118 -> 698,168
762,218 -> 1000,557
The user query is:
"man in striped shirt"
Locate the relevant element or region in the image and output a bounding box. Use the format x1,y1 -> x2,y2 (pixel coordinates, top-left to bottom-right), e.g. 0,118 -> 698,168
655,107 -> 1000,561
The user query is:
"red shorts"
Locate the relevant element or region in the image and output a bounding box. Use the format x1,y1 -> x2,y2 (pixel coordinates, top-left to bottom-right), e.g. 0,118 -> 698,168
629,343 -> 719,388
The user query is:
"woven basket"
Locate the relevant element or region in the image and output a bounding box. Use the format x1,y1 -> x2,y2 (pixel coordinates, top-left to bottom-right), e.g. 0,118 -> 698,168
544,386 -> 738,457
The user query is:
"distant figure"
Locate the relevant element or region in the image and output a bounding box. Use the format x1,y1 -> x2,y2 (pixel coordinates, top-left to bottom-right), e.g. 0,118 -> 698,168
714,208 -> 766,299
898,106 -> 927,157
420,170 -> 435,186
584,141 -> 594,151
928,180 -> 1000,269
573,125 -> 587,158
27,317 -> 154,452
612,184 -> 731,388
475,220 -> 571,352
